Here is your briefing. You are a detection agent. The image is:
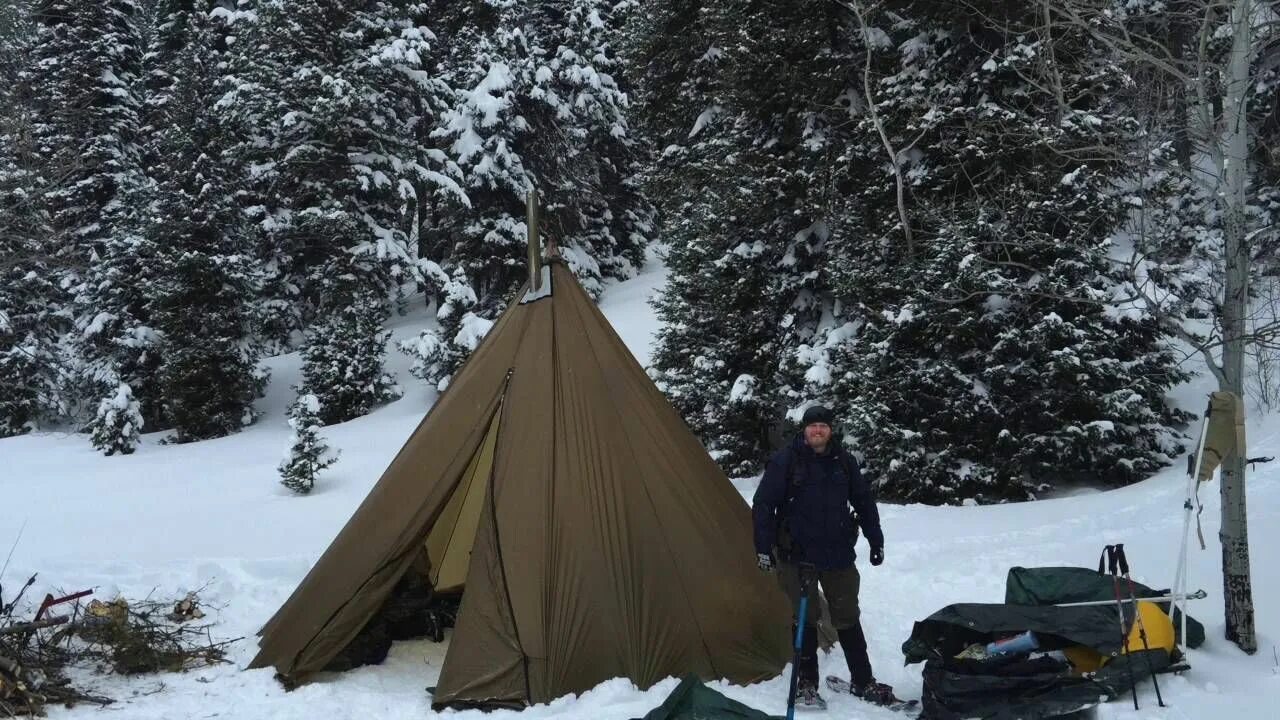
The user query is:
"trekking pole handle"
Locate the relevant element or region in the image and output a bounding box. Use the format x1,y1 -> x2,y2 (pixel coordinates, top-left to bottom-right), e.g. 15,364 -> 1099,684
1101,544 -> 1121,576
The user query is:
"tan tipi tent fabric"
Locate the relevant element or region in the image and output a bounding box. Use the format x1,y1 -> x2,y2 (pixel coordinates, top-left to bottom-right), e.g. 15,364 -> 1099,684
249,260 -> 792,708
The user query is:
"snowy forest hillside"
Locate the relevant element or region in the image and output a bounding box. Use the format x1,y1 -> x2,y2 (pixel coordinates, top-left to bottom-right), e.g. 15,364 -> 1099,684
1,234 -> 1277,720
1,2 -> 1279,716
4,2 -> 1280,503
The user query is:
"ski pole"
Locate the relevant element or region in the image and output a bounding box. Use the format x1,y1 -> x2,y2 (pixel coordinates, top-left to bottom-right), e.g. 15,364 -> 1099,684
1102,545 -> 1139,711
1055,590 -> 1206,608
1116,546 -> 1166,707
1175,399 -> 1212,655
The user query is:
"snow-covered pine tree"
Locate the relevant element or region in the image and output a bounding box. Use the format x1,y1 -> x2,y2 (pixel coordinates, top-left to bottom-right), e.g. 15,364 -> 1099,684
218,1 -> 460,418
23,1 -> 155,451
406,1 -> 527,389
89,381 -> 144,455
630,0 -> 853,474
75,171 -> 162,452
0,103 -> 66,436
520,0 -> 653,294
0,3 -> 66,436
0,2 -> 33,96
299,254 -> 401,425
24,0 -> 146,288
279,393 -> 339,494
137,0 -> 193,173
218,0 -> 461,328
1101,2 -> 1228,331
144,9 -> 265,442
812,2 -> 1190,503
399,266 -> 493,391
403,0 -> 653,389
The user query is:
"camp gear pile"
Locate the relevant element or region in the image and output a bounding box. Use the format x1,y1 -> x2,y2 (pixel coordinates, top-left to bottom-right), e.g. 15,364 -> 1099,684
901,564 -> 1202,719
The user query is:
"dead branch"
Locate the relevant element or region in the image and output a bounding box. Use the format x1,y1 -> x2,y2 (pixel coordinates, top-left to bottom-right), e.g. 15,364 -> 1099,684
0,616 -> 67,637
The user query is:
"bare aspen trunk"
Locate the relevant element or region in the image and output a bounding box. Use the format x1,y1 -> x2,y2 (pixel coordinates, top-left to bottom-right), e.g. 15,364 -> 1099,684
848,0 -> 914,261
1218,0 -> 1257,655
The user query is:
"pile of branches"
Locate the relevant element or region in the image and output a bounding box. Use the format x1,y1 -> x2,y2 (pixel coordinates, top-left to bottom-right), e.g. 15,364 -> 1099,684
1,574 -> 238,716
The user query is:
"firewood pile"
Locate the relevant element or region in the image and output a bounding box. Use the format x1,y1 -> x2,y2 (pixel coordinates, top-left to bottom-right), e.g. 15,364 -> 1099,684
1,574 -> 239,716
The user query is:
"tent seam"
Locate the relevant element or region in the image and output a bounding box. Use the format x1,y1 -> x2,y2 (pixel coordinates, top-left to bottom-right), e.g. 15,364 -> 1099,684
488,370 -> 534,704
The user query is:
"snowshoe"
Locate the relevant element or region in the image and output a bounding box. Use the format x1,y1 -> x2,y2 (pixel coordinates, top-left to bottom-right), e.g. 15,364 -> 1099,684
793,685 -> 828,711
826,675 -> 920,714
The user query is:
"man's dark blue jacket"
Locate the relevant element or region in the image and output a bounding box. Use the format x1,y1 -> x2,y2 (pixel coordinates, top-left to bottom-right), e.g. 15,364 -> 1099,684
752,434 -> 884,571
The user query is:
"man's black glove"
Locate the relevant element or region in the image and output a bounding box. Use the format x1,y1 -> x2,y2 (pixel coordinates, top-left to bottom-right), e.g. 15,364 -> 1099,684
757,552 -> 775,573
870,546 -> 884,566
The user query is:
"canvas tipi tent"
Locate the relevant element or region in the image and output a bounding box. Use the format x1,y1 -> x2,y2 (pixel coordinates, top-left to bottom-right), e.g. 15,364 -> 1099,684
249,256 -> 792,709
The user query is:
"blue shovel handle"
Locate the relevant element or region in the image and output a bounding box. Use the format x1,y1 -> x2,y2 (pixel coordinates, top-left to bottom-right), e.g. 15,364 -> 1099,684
785,568 -> 815,720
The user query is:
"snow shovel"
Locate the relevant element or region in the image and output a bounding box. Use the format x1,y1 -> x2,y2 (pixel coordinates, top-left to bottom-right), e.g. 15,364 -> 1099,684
785,564 -> 818,720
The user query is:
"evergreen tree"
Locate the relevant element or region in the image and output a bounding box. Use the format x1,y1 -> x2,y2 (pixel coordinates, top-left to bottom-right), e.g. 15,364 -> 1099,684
522,0 -> 653,295
137,0 -> 191,172
812,2 -> 1190,502
399,266 -> 492,391
74,162 -> 160,452
24,0 -> 145,278
632,0 -> 851,474
89,381 -> 144,455
1,4 -> 64,436
0,2 -> 33,98
405,0 -> 655,388
219,0 -> 458,418
279,393 -> 339,494
24,1 -> 152,451
141,6 -> 265,442
632,1 -> 1189,494
0,113 -> 66,436
219,0 -> 460,332
298,255 -> 401,425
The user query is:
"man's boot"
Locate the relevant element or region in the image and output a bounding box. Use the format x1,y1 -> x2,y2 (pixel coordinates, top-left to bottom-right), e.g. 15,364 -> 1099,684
793,624 -> 826,709
838,625 -> 897,706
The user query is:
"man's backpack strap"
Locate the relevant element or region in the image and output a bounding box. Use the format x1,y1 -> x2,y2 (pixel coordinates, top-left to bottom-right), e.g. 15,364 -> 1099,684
775,448 -> 802,558
784,449 -> 858,504
785,447 -> 803,504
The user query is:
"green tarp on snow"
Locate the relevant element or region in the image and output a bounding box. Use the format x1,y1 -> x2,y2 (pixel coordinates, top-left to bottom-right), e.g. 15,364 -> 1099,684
634,675 -> 782,720
1004,566 -> 1205,648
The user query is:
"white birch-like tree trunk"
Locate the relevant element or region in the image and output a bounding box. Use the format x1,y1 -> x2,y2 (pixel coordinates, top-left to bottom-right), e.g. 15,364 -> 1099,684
1216,0 -> 1257,655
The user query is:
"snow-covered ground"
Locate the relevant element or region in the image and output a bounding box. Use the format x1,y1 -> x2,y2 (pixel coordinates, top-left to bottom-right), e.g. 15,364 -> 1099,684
1,254 -> 1276,719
